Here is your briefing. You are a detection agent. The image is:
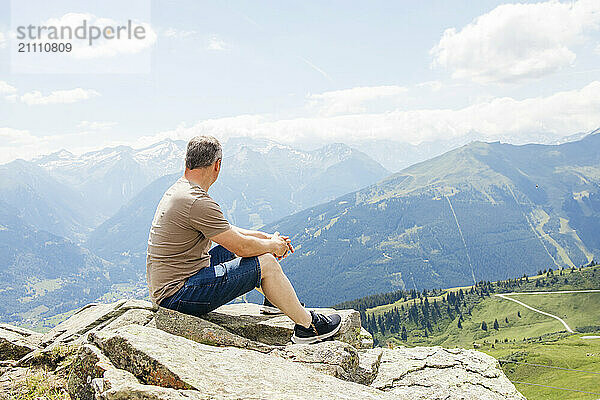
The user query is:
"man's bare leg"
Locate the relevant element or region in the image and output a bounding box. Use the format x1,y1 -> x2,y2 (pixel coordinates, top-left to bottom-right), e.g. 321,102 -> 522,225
257,254 -> 312,328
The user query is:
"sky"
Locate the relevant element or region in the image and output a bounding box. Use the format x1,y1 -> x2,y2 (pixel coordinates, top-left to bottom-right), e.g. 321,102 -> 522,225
0,0 -> 600,163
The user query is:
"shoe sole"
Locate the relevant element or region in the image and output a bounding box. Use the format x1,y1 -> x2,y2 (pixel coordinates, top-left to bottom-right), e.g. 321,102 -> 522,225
260,306 -> 283,315
290,320 -> 342,344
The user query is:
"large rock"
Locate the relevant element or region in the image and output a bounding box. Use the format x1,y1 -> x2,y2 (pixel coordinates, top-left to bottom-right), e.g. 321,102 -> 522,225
155,307 -> 273,353
89,324 -> 396,400
355,348 -> 383,385
68,344 -> 204,400
371,347 -> 526,400
0,324 -> 41,361
93,367 -> 206,400
358,326 -> 374,349
41,300 -> 156,347
198,303 -> 363,347
271,340 -> 359,380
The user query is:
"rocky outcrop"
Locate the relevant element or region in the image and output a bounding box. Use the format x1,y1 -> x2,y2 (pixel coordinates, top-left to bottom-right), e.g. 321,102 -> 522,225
0,300 -> 525,399
40,299 -> 156,347
0,324 -> 41,361
372,347 -> 525,400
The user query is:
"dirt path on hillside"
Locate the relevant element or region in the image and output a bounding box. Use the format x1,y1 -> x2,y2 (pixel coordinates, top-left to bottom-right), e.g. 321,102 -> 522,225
494,290 -> 600,333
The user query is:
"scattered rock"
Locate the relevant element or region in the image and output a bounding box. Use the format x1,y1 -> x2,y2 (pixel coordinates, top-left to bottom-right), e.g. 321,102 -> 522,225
371,347 -> 526,399
0,301 -> 526,400
156,307 -> 273,352
0,324 -> 41,361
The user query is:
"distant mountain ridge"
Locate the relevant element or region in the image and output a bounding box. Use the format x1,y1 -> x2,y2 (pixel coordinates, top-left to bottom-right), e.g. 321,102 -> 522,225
264,132 -> 600,306
87,141 -> 389,261
0,137 -> 389,325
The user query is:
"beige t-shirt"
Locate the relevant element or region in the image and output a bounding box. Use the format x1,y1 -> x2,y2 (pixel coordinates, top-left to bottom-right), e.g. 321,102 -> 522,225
146,177 -> 230,305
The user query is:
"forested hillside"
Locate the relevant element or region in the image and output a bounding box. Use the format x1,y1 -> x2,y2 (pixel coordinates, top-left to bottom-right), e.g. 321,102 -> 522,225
267,132 -> 600,306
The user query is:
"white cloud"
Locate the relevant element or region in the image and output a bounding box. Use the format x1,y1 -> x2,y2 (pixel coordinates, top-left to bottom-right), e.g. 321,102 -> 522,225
0,127 -> 34,146
431,0 -> 600,83
416,81 -> 443,91
207,35 -> 227,51
164,28 -> 197,38
0,31 -> 6,48
596,44 -> 600,55
140,81 -> 600,146
77,120 -> 117,130
307,85 -> 408,116
0,127 -> 46,163
0,127 -> 102,164
21,88 -> 100,105
0,81 -> 17,95
0,81 -> 17,102
39,13 -> 157,59
4,82 -> 600,164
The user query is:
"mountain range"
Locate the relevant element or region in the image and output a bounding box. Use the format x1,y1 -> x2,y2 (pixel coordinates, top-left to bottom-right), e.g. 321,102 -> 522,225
265,131 -> 600,305
1,132 -> 599,323
0,138 -> 389,324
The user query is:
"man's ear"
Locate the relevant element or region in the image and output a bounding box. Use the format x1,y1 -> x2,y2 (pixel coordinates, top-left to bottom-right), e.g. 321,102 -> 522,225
215,158 -> 221,172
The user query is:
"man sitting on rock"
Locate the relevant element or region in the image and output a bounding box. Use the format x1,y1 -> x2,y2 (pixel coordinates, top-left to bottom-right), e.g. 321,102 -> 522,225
146,135 -> 341,344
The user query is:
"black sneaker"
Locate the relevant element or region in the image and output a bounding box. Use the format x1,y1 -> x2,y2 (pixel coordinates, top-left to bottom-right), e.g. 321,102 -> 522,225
291,311 -> 342,344
260,297 -> 282,314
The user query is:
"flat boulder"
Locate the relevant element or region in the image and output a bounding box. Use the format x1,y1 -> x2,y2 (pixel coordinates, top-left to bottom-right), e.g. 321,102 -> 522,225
371,347 -> 526,400
155,307 -> 273,353
89,323 -> 396,400
41,300 -> 156,347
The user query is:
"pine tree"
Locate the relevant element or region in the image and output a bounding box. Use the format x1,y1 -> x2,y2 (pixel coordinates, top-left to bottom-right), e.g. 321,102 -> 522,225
493,319 -> 499,330
401,326 -> 408,341
481,321 -> 488,331
457,318 -> 463,329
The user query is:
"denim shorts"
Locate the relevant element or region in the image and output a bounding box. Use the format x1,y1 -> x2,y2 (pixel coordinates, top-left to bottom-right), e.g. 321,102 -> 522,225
160,245 -> 261,317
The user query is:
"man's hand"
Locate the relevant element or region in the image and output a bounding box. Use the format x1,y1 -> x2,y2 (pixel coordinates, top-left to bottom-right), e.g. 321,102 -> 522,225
270,232 -> 289,258
272,232 -> 294,260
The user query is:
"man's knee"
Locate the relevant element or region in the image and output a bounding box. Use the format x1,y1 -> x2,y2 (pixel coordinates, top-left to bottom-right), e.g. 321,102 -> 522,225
258,253 -> 282,279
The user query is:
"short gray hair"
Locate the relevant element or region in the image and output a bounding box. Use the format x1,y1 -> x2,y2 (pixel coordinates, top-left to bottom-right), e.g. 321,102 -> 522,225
185,135 -> 222,169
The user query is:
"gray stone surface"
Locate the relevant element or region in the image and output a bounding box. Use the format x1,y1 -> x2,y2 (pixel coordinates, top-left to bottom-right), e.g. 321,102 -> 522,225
358,326 -> 374,349
90,324 -> 396,400
103,308 -> 155,331
41,300 -> 156,346
0,325 -> 41,361
156,307 -> 273,353
93,368 -> 206,400
0,300 -> 526,400
271,340 -> 358,380
355,348 -> 383,385
68,343 -> 204,400
371,347 -> 526,399
68,344 -> 116,400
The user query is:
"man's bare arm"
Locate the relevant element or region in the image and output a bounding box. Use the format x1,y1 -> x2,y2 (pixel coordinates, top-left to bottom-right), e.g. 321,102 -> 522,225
231,226 -> 271,240
211,228 -> 288,258
231,226 -> 295,258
